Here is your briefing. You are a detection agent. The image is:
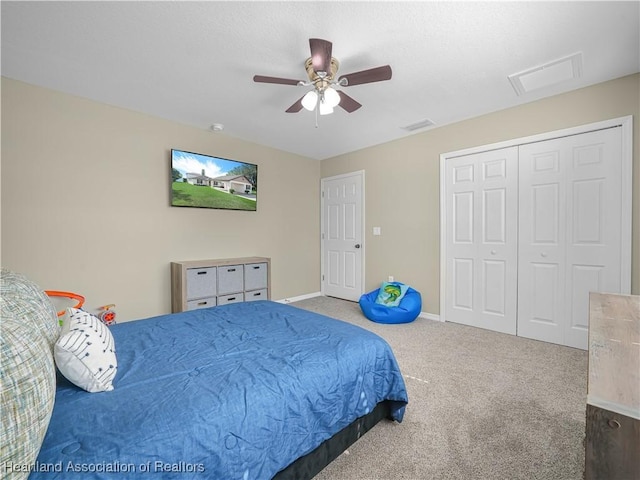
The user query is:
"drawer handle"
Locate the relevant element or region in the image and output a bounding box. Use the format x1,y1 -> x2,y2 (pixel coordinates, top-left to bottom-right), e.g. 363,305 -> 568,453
197,271 -> 207,275
228,268 -> 236,272
253,292 -> 261,297
228,297 -> 236,301
253,266 -> 260,269
607,419 -> 621,429
197,301 -> 208,306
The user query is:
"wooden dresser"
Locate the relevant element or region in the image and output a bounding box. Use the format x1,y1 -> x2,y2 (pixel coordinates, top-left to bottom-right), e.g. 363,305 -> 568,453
585,292 -> 640,479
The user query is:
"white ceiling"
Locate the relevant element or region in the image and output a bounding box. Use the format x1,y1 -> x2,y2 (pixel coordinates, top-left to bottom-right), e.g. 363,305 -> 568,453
2,1 -> 638,160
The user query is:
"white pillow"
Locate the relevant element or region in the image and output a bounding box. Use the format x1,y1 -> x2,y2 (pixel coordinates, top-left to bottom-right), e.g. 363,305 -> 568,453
54,308 -> 117,393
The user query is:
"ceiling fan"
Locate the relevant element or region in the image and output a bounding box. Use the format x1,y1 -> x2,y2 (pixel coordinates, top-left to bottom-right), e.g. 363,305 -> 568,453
253,38 -> 392,116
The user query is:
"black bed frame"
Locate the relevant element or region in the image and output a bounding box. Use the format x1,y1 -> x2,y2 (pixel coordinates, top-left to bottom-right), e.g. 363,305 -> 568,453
273,400 -> 392,480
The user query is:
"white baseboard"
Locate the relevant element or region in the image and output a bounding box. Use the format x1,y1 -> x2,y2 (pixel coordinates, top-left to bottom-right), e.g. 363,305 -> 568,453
419,312 -> 442,322
275,292 -> 322,304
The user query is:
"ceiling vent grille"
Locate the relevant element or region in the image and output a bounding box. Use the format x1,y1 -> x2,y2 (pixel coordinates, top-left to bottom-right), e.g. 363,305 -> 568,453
508,52 -> 583,96
402,118 -> 435,132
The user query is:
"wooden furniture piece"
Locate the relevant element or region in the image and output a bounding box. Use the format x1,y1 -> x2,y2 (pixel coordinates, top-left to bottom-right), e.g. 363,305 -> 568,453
171,256 -> 270,313
585,292 -> 640,480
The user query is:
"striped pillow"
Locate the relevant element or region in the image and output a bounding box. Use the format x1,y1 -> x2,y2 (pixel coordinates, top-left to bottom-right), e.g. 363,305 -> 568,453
0,270 -> 57,480
54,308 -> 117,393
1,316 -> 56,480
0,269 -> 59,352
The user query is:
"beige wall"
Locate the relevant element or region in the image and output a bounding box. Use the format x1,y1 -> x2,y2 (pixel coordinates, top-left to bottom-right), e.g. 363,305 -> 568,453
3,75 -> 638,321
321,74 -> 640,315
1,78 -> 321,321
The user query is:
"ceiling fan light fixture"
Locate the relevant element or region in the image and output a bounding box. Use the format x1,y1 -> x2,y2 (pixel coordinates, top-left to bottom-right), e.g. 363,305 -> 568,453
323,87 -> 340,108
301,90 -> 318,111
319,101 -> 334,116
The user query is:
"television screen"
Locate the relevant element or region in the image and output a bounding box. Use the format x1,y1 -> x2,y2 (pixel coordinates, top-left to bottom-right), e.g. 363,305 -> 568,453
171,149 -> 257,211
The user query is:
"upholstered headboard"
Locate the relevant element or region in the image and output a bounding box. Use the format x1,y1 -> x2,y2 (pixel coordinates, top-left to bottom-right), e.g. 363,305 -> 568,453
0,269 -> 60,479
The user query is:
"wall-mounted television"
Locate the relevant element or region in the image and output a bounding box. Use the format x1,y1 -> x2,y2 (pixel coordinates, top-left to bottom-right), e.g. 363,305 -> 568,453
171,149 -> 257,211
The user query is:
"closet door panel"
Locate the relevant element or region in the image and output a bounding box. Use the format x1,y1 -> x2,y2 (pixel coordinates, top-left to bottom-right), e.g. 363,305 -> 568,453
445,147 -> 517,334
564,128 -> 622,349
519,127 -> 623,349
478,150 -> 517,334
446,157 -> 477,326
454,191 -> 474,243
518,139 -> 567,344
483,259 -> 506,315
531,183 -> 560,244
453,258 -> 474,310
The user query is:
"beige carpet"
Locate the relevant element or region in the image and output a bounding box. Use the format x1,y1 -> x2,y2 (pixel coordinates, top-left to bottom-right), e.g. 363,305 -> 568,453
290,296 -> 588,480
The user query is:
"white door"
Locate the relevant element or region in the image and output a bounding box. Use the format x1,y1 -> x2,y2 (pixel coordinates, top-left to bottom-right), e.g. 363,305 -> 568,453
518,127 -> 623,349
444,147 -> 518,334
322,171 -> 364,301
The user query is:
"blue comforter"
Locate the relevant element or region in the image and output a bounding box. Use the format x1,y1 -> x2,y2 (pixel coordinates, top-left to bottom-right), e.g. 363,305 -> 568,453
32,301 -> 408,479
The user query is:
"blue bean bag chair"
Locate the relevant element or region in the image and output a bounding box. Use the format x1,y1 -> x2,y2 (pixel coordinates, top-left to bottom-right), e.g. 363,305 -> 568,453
359,286 -> 422,324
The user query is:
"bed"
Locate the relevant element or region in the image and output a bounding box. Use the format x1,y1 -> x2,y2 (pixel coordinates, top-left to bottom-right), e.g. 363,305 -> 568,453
1,269 -> 408,479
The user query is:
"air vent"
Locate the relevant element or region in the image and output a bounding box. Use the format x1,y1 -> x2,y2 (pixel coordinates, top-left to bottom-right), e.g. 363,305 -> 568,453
508,52 -> 583,96
402,118 -> 435,132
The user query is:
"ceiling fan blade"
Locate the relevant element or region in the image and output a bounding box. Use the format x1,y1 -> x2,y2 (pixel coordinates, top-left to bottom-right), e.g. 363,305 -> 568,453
285,96 -> 305,113
337,91 -> 362,113
309,38 -> 332,74
253,75 -> 301,86
339,65 -> 392,86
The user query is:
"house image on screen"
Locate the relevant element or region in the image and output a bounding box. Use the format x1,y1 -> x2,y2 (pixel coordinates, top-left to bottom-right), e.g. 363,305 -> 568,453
212,174 -> 253,194
185,169 -> 214,186
185,169 -> 253,194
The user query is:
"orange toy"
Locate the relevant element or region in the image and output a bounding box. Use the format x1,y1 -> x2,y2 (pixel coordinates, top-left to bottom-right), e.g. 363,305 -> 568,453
45,290 -> 85,317
97,304 -> 117,325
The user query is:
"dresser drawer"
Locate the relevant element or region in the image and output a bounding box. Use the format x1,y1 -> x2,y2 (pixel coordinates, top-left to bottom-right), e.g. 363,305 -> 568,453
217,265 -> 244,295
245,289 -> 268,302
244,263 -> 268,291
217,293 -> 244,305
186,296 -> 217,310
186,267 -> 216,300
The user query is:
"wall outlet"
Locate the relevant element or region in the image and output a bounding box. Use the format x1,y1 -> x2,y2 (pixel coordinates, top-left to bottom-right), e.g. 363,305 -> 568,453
388,276 -> 394,282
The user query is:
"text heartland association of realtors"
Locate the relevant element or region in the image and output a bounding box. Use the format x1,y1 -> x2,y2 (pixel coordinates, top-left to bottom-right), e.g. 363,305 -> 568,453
1,460 -> 206,474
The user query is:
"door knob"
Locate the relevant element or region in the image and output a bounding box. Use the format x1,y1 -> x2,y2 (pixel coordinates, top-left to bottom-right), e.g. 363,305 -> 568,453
355,244 -> 361,249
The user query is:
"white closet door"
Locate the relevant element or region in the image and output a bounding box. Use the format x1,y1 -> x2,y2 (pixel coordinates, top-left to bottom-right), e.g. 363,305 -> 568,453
445,147 -> 518,334
518,127 -> 623,349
